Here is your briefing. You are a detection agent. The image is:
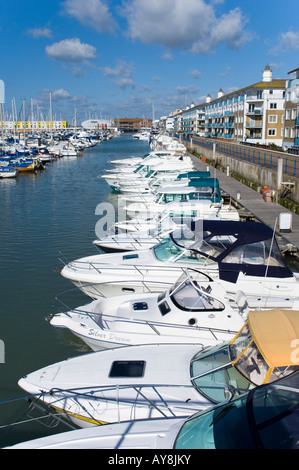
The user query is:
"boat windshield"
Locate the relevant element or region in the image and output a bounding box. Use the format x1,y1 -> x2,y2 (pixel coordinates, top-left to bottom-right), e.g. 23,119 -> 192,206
190,344 -> 251,403
228,323 -> 299,386
153,237 -> 213,264
169,278 -> 225,311
175,372 -> 299,449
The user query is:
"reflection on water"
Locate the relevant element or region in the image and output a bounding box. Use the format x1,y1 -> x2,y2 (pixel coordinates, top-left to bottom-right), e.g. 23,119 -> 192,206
0,135 -> 150,446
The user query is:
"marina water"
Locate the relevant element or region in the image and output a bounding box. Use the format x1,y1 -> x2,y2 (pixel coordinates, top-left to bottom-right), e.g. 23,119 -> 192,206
0,135 -> 150,447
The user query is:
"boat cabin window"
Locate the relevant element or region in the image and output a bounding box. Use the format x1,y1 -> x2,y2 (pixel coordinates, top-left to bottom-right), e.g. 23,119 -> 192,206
153,237 -> 211,264
159,193 -> 188,204
191,344 -> 251,403
175,373 -> 299,449
170,280 -> 225,312
222,240 -> 287,267
109,361 -> 145,378
196,235 -> 238,258
189,187 -> 219,200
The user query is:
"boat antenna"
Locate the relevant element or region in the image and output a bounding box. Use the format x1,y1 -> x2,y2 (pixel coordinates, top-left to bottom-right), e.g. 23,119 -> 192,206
265,217 -> 278,278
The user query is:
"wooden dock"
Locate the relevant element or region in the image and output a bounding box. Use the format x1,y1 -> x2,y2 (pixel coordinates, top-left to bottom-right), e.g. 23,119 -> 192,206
190,154 -> 299,255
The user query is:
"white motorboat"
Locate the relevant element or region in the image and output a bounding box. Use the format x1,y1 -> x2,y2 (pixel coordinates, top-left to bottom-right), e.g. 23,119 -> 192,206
0,165 -> 18,178
61,220 -> 299,301
49,269 -> 246,351
102,158 -> 195,191
10,371 -> 299,449
94,200 -> 239,253
123,178 -> 226,219
18,309 -> 299,428
109,150 -> 177,168
119,171 -> 212,202
106,151 -> 188,175
133,129 -> 150,140
110,200 -> 234,235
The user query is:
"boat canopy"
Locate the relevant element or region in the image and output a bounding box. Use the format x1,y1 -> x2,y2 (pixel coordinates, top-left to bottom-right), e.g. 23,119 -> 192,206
171,220 -> 293,282
228,309 -> 299,385
155,178 -> 221,203
247,309 -> 299,368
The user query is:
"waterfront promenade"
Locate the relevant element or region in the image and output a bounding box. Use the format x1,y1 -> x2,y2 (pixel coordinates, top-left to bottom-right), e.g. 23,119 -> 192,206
190,154 -> 299,255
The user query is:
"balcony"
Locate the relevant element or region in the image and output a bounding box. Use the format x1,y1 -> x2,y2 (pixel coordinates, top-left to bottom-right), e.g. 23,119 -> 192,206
245,122 -> 263,128
247,109 -> 263,115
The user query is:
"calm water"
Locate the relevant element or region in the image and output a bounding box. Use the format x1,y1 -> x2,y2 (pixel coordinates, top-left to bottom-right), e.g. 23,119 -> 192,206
0,135 -> 150,447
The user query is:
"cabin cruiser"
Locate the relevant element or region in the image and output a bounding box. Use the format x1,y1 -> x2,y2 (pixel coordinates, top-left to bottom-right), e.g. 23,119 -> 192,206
109,150 -> 178,169
61,220 -> 299,302
49,269 -> 246,351
133,129 -> 150,140
18,309 -> 299,428
123,178 -> 224,219
10,371 -> 299,449
117,171 -> 212,203
94,200 -> 239,253
102,158 -> 195,191
109,200 -> 238,236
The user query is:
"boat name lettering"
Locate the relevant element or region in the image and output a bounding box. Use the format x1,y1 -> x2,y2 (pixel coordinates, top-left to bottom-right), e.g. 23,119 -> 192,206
88,329 -> 131,343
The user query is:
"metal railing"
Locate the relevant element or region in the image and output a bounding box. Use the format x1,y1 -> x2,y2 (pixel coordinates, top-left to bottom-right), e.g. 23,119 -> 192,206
182,135 -> 299,178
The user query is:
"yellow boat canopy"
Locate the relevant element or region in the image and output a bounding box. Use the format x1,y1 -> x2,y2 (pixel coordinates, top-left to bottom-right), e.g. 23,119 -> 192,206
248,309 -> 299,368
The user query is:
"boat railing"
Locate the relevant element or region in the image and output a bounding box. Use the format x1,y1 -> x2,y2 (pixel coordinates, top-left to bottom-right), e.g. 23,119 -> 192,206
52,279 -> 175,311
36,381 -> 250,423
65,258 -> 215,279
62,306 -> 239,341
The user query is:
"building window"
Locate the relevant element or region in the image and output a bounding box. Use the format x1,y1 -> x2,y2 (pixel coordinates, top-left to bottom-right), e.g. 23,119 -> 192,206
291,108 -> 296,120
270,103 -> 277,109
285,127 -> 289,138
268,115 -> 277,123
286,109 -> 290,120
268,129 -> 276,136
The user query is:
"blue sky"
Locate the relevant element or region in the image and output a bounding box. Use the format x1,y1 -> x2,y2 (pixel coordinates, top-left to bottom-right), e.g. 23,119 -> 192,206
1,0 -> 299,125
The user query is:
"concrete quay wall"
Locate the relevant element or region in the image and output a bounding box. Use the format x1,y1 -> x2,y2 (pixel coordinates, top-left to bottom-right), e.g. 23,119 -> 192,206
186,139 -> 299,205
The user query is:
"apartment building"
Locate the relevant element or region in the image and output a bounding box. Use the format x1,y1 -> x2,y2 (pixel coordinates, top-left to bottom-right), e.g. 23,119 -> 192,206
204,66 -> 285,146
164,65 -> 299,149
283,68 -> 299,150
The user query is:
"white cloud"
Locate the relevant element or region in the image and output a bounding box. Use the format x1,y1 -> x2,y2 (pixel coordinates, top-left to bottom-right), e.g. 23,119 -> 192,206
122,0 -> 252,54
62,0 -> 117,34
219,66 -> 231,77
162,52 -> 174,60
176,85 -> 199,95
190,69 -> 201,79
27,27 -> 53,38
113,77 -> 135,89
52,89 -> 72,100
100,60 -> 135,89
46,38 -> 97,63
101,60 -> 134,78
269,30 -> 299,54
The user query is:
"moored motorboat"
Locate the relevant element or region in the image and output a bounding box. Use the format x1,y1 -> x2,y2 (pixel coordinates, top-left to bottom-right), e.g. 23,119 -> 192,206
0,165 -> 18,178
49,269 -> 246,350
61,220 -> 299,302
10,371 -> 299,448
18,309 -> 299,428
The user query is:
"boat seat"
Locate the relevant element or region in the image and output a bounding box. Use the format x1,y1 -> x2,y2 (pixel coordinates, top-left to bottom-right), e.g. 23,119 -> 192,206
234,290 -> 248,309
